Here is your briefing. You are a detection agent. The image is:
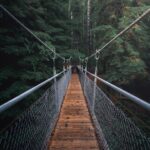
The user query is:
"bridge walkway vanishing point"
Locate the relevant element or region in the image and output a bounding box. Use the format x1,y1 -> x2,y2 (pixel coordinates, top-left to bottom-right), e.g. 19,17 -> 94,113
0,6 -> 150,150
49,73 -> 99,150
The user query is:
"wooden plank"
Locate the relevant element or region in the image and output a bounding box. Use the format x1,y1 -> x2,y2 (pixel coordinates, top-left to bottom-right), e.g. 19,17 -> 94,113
49,74 -> 99,150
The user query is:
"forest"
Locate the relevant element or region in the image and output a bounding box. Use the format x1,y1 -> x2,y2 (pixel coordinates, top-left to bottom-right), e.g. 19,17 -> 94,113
0,0 -> 150,123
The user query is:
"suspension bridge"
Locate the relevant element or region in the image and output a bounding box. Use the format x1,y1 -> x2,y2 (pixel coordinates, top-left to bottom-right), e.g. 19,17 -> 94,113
0,5 -> 150,150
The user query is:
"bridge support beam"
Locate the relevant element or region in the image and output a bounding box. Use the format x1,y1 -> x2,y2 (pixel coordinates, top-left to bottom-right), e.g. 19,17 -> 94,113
93,50 -> 100,110
52,50 -> 59,110
84,58 -> 88,94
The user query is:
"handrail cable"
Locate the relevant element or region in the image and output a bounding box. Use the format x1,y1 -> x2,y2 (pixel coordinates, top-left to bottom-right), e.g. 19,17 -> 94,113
100,85 -> 150,129
83,69 -> 150,111
86,8 -> 150,60
0,5 -> 65,60
0,70 -> 67,113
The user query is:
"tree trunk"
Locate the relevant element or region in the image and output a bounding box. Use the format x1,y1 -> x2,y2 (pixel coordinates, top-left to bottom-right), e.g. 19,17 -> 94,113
87,0 -> 92,54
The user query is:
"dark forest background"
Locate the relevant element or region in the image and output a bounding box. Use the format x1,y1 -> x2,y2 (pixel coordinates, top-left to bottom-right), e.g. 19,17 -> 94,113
0,0 -> 149,123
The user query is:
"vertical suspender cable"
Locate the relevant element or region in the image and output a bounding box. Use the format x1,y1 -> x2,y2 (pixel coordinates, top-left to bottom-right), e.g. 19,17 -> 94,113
52,50 -> 58,109
84,58 -> 88,94
93,50 -> 100,110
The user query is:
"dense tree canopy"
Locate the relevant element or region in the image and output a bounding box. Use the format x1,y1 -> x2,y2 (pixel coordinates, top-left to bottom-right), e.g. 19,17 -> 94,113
89,0 -> 150,100
0,0 -> 72,102
69,0 -> 150,99
0,0 -> 150,104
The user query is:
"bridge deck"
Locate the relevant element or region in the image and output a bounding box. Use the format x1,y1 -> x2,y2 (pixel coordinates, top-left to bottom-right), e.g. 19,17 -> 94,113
49,74 -> 99,150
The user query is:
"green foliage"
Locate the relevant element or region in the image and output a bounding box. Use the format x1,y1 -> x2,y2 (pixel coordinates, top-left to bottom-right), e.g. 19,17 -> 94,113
88,0 -> 150,88
0,0 -> 149,105
0,0 -> 73,104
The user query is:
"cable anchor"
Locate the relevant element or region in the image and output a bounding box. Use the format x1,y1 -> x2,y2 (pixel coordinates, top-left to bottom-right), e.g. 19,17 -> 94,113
95,49 -> 100,61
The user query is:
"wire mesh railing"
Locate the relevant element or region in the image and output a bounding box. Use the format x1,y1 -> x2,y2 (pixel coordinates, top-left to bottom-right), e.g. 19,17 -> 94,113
0,70 -> 71,150
79,69 -> 150,150
92,78 -> 150,138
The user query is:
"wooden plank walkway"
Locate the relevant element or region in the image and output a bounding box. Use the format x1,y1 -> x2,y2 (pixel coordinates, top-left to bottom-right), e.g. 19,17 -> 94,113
49,74 -> 99,150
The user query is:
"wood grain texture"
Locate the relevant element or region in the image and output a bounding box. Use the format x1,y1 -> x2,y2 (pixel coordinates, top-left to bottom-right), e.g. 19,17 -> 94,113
49,74 -> 99,150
